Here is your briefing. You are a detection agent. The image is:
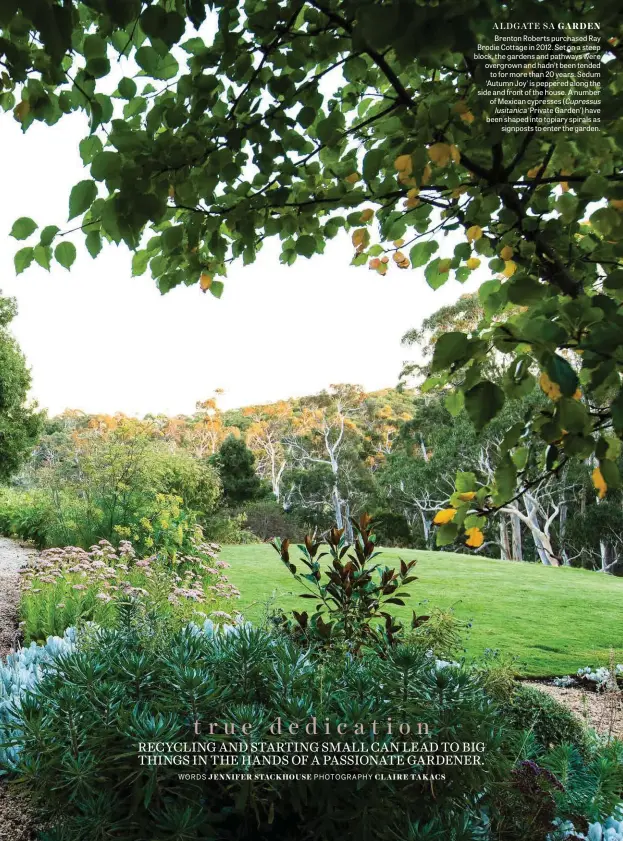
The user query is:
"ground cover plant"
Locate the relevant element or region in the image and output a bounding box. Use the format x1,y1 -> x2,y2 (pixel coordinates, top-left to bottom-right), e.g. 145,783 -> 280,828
221,543 -> 623,677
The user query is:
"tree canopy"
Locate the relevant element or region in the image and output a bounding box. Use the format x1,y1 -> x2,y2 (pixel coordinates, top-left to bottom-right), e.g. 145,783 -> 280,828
2,0 -> 623,540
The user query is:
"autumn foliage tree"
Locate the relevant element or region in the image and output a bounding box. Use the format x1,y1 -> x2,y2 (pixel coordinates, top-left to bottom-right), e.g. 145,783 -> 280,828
2,0 -> 623,541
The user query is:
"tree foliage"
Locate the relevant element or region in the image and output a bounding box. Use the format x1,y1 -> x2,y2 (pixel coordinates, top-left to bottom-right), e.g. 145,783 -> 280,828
0,293 -> 42,480
1,0 -> 623,529
212,433 -> 262,503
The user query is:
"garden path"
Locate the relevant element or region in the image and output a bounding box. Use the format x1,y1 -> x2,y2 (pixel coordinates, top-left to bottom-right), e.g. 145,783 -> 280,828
0,538 -> 35,658
0,537 -> 37,841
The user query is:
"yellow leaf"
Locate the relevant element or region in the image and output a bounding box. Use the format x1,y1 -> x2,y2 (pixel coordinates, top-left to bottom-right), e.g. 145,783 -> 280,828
466,225 -> 482,242
346,172 -> 360,184
360,208 -> 374,222
460,111 -> 475,124
465,527 -> 484,548
393,238 -> 405,247
502,260 -> 517,278
573,388 -> 582,400
466,257 -> 481,270
407,187 -> 420,199
539,372 -> 562,401
199,273 -> 212,291
592,467 -> 607,499
457,492 -> 476,501
610,199 -> 623,211
352,228 -> 366,247
394,154 -> 413,174
428,142 -> 452,167
500,245 -> 513,261
433,508 -> 457,525
453,100 -> 469,114
450,144 -> 461,163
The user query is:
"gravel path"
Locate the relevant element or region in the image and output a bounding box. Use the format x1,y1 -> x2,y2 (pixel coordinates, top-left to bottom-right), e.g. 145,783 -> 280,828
525,680 -> 623,741
0,537 -> 38,841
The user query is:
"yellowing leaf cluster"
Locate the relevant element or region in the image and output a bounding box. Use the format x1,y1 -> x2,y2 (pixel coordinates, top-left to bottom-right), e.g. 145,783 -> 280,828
539,372 -> 562,401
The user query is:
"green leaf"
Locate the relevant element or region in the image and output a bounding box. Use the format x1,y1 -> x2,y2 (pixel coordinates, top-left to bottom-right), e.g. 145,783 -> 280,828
494,455 -> 517,504
10,217 -> 37,240
612,389 -> 623,435
464,381 -> 505,430
545,354 -> 579,398
557,398 -> 590,434
68,180 -> 97,220
580,173 -> 609,199
132,249 -> 150,276
55,241 -> 77,270
436,523 -> 458,547
135,46 -> 179,80
297,106 -> 315,129
410,241 -> 438,268
14,247 -> 34,274
210,280 -> 224,299
161,226 -> 184,253
600,459 -> 621,490
85,231 -> 102,258
91,152 -> 121,181
431,331 -> 470,372
79,136 -> 103,165
186,0 -> 207,28
295,235 -> 316,258
362,148 -> 385,182
424,259 -> 450,290
83,34 -> 107,59
40,225 -> 60,246
33,245 -> 51,271
456,472 -> 477,493
444,389 -> 464,417
118,77 -> 137,99
86,57 -> 111,79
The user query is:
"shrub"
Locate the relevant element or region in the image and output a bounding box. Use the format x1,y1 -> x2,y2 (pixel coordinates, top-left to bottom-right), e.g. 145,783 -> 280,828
5,621 -> 508,841
241,499 -> 304,541
501,686 -> 589,753
0,487 -> 52,548
19,539 -> 239,642
271,514 -> 423,652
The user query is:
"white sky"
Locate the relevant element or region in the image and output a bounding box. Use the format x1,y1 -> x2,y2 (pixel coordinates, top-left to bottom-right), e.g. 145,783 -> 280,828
1,108 -> 481,417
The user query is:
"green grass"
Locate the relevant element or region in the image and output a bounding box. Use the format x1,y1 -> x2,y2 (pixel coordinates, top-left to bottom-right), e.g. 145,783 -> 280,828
220,544 -> 623,677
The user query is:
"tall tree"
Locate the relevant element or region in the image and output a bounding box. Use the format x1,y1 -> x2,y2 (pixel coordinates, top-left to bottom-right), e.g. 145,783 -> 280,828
0,293 -> 42,479
213,434 -> 262,503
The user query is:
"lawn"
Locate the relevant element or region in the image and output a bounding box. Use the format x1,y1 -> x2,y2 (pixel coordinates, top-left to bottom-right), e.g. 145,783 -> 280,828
220,544 -> 623,677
